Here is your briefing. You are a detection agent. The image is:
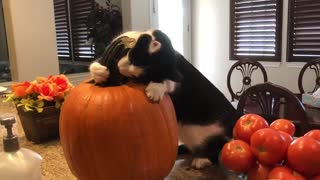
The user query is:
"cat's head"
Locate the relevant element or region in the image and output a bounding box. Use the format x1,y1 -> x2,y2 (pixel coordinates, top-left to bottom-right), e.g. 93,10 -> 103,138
117,30 -> 176,81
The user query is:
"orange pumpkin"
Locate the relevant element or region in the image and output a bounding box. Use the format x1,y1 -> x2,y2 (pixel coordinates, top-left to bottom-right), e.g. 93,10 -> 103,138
59,80 -> 178,180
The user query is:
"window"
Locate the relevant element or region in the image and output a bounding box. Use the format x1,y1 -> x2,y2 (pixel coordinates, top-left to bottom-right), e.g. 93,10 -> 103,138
287,0 -> 320,62
230,0 -> 283,61
0,0 -> 11,82
53,0 -> 95,74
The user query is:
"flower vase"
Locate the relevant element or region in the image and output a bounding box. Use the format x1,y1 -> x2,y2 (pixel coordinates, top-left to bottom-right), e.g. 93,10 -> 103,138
16,105 -> 60,144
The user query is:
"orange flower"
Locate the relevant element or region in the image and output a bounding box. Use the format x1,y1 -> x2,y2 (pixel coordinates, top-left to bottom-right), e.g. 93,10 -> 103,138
11,81 -> 35,97
6,74 -> 73,113
35,76 -> 48,84
48,75 -> 73,93
36,82 -> 59,101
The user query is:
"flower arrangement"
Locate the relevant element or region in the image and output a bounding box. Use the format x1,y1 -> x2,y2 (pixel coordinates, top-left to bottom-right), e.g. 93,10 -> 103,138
4,75 -> 74,113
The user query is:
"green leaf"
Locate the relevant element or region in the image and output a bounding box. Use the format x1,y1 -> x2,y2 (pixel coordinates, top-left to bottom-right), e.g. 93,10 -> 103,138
20,98 -> 30,104
24,105 -> 33,112
17,103 -> 24,107
55,101 -> 61,109
38,100 -> 44,107
3,94 -> 14,103
36,107 -> 44,113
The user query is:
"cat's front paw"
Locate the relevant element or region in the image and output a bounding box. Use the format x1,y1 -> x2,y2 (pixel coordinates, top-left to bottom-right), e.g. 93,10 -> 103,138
89,62 -> 109,83
191,158 -> 212,169
145,82 -> 167,102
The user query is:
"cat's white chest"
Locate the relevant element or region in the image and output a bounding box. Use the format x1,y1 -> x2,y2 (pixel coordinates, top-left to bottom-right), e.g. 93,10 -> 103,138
178,123 -> 224,150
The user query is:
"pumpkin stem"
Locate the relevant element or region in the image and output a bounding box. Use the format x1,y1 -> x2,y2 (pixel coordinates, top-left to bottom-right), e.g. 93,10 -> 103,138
88,36 -> 133,87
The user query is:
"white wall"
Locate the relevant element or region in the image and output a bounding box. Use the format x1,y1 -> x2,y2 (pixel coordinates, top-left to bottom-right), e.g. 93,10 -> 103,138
3,0 -> 313,97
192,0 -> 313,99
121,0 -> 152,31
120,0 -> 131,32
3,0 -> 59,82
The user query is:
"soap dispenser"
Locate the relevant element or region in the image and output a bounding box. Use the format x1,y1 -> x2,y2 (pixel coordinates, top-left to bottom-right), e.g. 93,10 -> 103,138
0,116 -> 43,180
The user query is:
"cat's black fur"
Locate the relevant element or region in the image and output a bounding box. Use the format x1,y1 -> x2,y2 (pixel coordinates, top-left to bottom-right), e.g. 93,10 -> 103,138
93,37 -> 131,86
91,30 -> 242,165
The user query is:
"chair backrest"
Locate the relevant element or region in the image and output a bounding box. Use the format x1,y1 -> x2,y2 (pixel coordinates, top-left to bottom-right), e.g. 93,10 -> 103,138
298,59 -> 320,94
227,59 -> 268,102
237,82 -> 310,136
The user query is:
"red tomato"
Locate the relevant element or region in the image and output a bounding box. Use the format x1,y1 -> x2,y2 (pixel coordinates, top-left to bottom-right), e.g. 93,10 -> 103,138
304,130 -> 320,141
247,162 -> 271,180
221,140 -> 255,173
278,131 -> 293,162
287,137 -> 320,177
268,166 -> 306,180
233,114 -> 269,143
311,175 -> 320,180
250,128 -> 287,166
278,131 -> 293,148
270,119 -> 295,136
232,126 -> 238,139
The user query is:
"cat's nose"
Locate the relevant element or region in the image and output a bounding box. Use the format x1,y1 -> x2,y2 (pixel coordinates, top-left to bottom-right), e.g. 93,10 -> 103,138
149,40 -> 161,54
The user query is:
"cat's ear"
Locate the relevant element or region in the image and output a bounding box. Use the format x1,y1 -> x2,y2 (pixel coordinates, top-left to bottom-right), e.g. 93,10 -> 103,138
148,40 -> 162,54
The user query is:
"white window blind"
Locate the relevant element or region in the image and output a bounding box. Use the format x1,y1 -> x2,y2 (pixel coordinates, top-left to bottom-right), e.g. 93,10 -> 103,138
287,0 -> 320,62
230,0 -> 283,61
53,0 -> 94,63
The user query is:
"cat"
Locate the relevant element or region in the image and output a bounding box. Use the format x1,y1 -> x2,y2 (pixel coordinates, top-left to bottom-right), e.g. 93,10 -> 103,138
89,29 -> 242,168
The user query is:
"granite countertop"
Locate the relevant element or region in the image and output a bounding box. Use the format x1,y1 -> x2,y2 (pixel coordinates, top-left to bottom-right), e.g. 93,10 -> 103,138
0,98 -> 238,180
0,97 -> 76,180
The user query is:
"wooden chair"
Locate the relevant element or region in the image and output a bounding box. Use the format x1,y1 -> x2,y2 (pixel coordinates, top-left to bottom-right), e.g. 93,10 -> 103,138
227,59 -> 268,102
237,82 -> 310,136
298,59 -> 320,94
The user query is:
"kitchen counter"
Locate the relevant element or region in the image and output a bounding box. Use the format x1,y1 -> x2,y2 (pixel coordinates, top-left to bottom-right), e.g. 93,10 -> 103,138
0,98 -> 76,180
0,98 -> 238,180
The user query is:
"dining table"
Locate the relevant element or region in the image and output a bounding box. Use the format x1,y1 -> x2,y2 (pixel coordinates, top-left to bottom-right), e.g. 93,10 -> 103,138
233,93 -> 320,132
306,106 -> 320,129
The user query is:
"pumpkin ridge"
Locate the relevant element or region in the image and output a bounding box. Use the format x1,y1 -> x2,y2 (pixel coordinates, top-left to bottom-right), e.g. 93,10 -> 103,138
159,96 -> 178,171
73,82 -> 101,178
152,96 -> 172,175
75,83 -> 95,178
122,84 -> 151,179
60,81 -> 178,180
83,90 -> 103,179
162,96 -> 179,173
60,86 -> 88,177
114,85 -> 135,179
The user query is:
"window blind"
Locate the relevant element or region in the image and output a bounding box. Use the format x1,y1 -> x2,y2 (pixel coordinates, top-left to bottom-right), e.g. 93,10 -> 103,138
70,0 -> 94,62
53,0 -> 72,60
0,0 -> 11,82
287,0 -> 320,62
53,0 -> 94,63
230,0 -> 283,61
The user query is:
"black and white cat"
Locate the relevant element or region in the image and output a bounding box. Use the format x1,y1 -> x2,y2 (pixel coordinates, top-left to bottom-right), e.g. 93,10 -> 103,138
89,29 -> 242,168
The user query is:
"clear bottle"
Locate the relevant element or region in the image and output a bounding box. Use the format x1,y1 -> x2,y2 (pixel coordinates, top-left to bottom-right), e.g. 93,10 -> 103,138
0,116 -> 43,180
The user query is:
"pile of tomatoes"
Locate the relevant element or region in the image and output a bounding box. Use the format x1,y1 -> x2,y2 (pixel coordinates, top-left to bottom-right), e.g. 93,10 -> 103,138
221,114 -> 320,180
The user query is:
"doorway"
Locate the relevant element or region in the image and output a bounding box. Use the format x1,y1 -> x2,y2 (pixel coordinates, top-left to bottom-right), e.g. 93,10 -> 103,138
151,0 -> 191,61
